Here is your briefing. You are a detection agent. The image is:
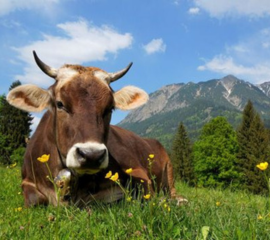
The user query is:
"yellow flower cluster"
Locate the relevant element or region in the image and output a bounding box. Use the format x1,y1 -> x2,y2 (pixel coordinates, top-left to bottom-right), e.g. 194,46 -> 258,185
105,171 -> 119,182
37,154 -> 50,163
256,162 -> 268,171
15,207 -> 22,212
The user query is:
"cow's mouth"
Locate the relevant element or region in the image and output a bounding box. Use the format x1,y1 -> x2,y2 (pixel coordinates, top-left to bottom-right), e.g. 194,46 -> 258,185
75,168 -> 101,175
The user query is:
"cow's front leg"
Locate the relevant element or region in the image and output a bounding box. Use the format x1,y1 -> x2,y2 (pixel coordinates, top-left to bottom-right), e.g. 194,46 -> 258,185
22,180 -> 49,207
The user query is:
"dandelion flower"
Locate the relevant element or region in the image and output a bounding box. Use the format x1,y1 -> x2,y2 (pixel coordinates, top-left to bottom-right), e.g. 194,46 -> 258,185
143,194 -> 151,200
140,179 -> 144,183
216,202 -> 221,207
110,172 -> 119,182
37,154 -> 50,163
256,162 -> 268,171
149,154 -> 155,159
105,171 -> 112,178
125,168 -> 133,174
257,214 -> 263,220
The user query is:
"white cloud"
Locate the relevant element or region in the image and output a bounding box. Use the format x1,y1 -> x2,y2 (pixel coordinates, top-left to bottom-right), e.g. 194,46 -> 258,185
0,0 -> 60,16
198,28 -> 270,83
143,38 -> 166,55
198,55 -> 270,82
188,7 -> 200,15
194,0 -> 270,17
13,20 -> 133,86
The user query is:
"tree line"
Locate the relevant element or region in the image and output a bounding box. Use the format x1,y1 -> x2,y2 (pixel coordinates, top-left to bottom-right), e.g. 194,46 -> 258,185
171,100 -> 270,195
0,81 -> 33,165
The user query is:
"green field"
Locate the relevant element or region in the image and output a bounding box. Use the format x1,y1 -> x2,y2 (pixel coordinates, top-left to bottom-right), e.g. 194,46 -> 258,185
0,166 -> 269,239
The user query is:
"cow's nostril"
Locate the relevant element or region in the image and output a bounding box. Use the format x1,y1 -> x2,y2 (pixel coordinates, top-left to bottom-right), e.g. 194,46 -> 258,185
76,148 -> 86,159
76,147 -> 106,163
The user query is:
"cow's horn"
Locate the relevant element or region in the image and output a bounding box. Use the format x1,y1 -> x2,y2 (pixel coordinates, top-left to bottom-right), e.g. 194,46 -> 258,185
33,51 -> 58,78
108,62 -> 133,83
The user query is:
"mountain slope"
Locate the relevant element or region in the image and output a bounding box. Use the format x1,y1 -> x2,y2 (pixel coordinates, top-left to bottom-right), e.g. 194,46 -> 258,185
118,75 -> 270,150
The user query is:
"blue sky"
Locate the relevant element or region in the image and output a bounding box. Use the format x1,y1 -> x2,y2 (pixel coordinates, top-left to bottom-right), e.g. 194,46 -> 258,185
1,0 -> 270,128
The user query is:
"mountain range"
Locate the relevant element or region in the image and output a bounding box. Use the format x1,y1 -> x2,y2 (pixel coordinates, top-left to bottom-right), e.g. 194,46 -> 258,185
118,75 -> 270,150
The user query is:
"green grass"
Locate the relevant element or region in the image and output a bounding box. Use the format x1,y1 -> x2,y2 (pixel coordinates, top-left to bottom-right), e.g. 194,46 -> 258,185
1,166 -> 270,240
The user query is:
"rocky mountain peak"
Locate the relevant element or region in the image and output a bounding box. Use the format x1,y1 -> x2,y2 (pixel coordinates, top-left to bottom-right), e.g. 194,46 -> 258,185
120,83 -> 183,124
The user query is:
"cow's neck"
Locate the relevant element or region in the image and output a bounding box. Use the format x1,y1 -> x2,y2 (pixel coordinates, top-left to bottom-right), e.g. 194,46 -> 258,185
52,107 -> 67,169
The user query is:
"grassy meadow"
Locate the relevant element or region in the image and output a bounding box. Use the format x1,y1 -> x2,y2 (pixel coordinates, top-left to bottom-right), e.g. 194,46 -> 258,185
0,165 -> 270,240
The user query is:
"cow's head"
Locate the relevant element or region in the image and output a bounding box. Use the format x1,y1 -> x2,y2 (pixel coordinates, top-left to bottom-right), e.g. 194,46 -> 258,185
7,51 -> 148,174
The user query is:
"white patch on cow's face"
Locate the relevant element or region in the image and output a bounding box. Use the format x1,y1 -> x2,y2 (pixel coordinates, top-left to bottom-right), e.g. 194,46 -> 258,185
66,142 -> 109,174
56,67 -> 78,90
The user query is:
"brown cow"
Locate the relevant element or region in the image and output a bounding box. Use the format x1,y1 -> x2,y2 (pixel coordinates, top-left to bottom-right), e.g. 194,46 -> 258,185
7,51 -> 186,207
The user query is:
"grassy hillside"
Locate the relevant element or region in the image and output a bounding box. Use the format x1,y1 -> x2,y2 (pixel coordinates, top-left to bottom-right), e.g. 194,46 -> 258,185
1,166 -> 269,239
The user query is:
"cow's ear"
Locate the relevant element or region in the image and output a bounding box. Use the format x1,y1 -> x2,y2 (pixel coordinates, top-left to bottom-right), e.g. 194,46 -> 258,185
114,86 -> 149,110
7,84 -> 51,112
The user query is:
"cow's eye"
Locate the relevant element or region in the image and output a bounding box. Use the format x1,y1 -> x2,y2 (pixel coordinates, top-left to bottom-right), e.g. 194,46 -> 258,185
56,101 -> 64,109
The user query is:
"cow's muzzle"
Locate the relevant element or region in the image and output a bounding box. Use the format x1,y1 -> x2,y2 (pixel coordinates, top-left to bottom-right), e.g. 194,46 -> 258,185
66,142 -> 109,174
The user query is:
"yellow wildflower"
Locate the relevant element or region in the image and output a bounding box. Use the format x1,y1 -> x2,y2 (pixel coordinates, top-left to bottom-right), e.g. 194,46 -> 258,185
143,194 -> 151,200
168,207 -> 171,212
10,163 -> 17,168
110,172 -> 119,182
15,207 -> 22,212
256,162 -> 268,171
125,168 -> 133,174
149,154 -> 155,159
140,179 -> 144,183
105,171 -> 112,179
37,154 -> 50,163
257,214 -> 263,220
216,202 -> 221,207
126,197 -> 132,202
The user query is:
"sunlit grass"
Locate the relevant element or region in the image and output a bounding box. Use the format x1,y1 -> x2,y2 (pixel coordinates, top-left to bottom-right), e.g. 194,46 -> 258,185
1,166 -> 270,239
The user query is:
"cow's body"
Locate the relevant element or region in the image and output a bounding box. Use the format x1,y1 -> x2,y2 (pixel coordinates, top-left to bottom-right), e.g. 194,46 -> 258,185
8,51 -> 185,207
22,111 -> 177,207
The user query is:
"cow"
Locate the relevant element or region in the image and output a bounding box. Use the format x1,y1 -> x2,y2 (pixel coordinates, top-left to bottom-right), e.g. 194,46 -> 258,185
7,51 -> 186,207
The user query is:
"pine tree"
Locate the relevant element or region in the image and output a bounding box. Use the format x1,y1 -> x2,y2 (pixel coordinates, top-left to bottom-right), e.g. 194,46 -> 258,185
237,100 -> 270,194
171,122 -> 195,185
0,81 -> 33,165
193,116 -> 239,188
